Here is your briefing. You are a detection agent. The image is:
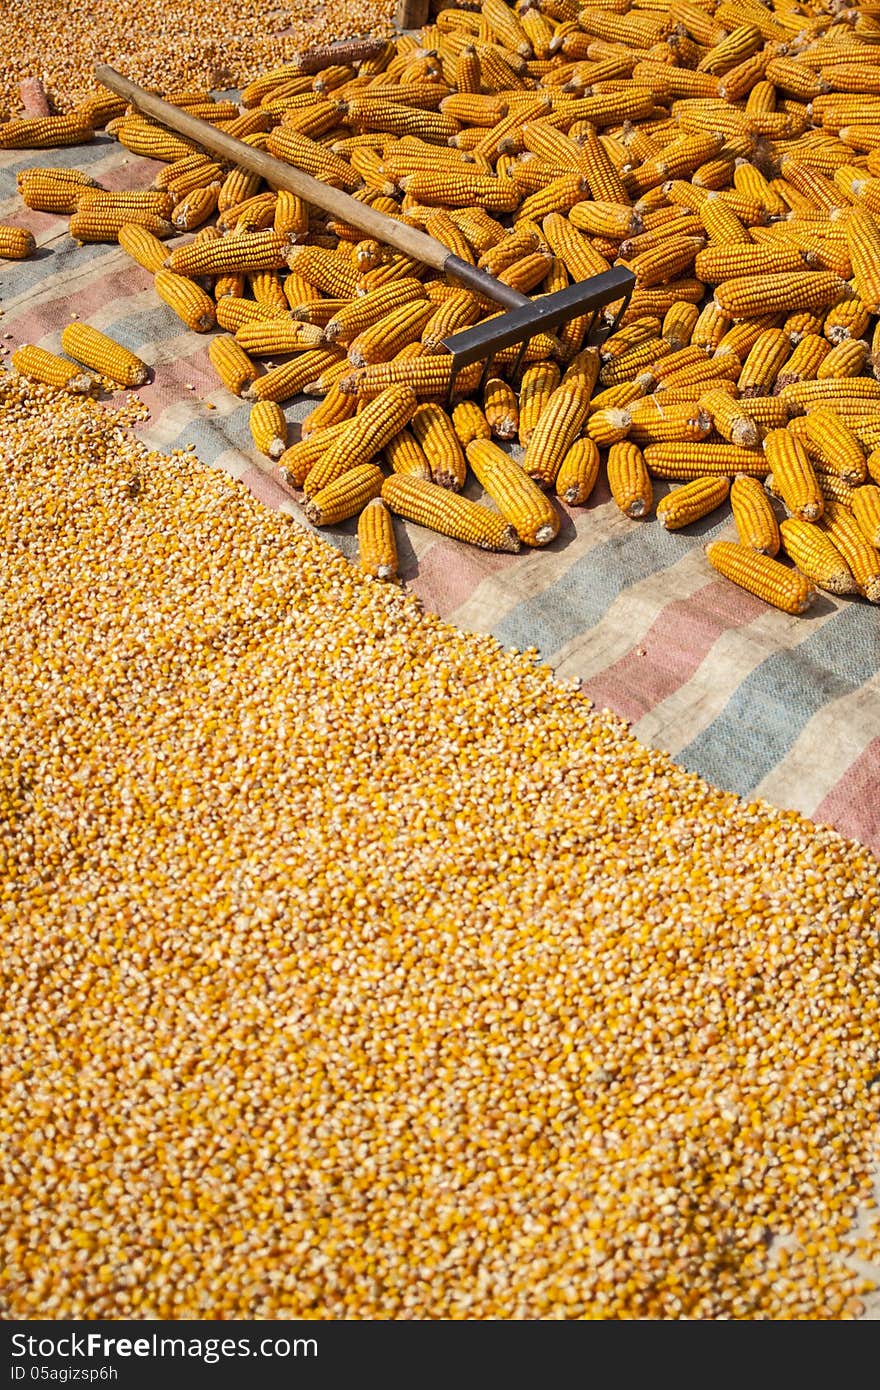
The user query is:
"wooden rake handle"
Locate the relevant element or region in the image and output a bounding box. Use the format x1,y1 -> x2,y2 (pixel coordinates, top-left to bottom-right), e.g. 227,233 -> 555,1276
94,65 -> 530,312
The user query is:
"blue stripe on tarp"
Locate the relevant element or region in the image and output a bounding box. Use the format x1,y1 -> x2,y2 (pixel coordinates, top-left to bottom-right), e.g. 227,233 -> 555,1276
490,509 -> 733,659
0,136 -> 120,196
675,599 -> 880,794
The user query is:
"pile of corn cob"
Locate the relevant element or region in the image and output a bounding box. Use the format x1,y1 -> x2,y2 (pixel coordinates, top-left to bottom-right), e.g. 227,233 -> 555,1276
7,0 -> 880,608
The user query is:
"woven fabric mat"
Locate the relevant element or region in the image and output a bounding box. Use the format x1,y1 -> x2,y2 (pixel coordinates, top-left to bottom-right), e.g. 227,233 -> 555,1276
3,137 -> 879,855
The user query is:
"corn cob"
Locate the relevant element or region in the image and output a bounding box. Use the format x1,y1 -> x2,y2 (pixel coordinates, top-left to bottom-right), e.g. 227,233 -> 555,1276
347,301 -> 436,369
736,329 -> 792,398
818,500 -> 880,602
114,118 -> 198,162
779,518 -> 857,595
774,334 -> 832,389
0,113 -> 93,148
451,400 -> 492,449
305,385 -> 419,497
661,302 -> 700,353
704,541 -> 816,613
339,357 -> 484,401
714,271 -> 846,320
251,349 -> 343,404
606,441 -> 653,519
59,323 -> 148,389
644,443 -> 769,479
699,389 -> 760,449
68,205 -> 173,243
304,461 -> 385,527
286,246 -> 361,299
249,401 -> 288,460
153,271 -> 217,333
0,226 -> 36,259
205,335 -> 260,398
801,409 -> 867,484
779,377 -> 880,411
627,399 -> 712,446
555,437 -> 601,506
466,436 -> 562,547
384,428 -> 432,481
586,407 -> 632,446
816,337 -> 869,380
656,476 -> 731,531
730,473 -> 781,556
77,188 -> 174,219
357,497 -> 399,580
164,230 -> 288,277
763,429 -> 823,522
410,402 -> 468,491
482,378 -> 520,441
277,420 -> 352,488
849,485 -> 880,548
301,385 -> 358,436
322,279 -> 427,345
11,344 -> 94,394
516,361 -> 562,448
381,474 -> 521,552
171,184 -> 221,232
521,369 -> 596,488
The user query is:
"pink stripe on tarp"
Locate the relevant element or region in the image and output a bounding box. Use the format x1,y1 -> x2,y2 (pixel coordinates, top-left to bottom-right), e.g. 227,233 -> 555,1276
580,577 -> 767,723
812,737 -> 880,856
407,533 -> 515,606
134,342 -> 216,409
240,463 -> 299,511
6,265 -> 149,341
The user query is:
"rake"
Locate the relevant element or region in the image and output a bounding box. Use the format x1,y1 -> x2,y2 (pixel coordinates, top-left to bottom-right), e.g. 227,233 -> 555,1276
95,65 -> 637,400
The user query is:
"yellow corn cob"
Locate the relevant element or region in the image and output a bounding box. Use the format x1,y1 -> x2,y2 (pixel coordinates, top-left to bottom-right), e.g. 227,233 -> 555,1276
0,225 -> 36,260
730,473 -> 781,555
478,226 -> 541,277
216,167 -> 262,215
521,375 -> 595,489
171,184 -> 220,232
600,316 -> 663,364
555,437 -> 601,506
265,126 -> 362,189
59,323 -> 148,388
304,384 -> 419,497
823,289 -> 872,345
68,206 -> 173,243
220,193 -> 278,234
567,199 -> 641,241
849,484 -> 880,548
482,378 -> 520,441
347,301 -> 436,369
817,497 -> 880,602
303,461 -> 385,526
77,188 -> 174,218
660,302 -> 700,353
277,420 -> 352,487
698,191 -> 751,246
689,302 -> 731,354
153,271 -> 217,333
801,408 -> 867,484
656,476 -> 730,531
517,361 -> 562,447
694,243 -> 805,283
17,165 -> 100,192
736,329 -> 792,398
357,497 -> 399,579
339,356 -> 483,401
381,473 -> 521,552
249,400 -> 288,459
248,270 -> 288,311
214,298 -> 288,334
704,540 -> 816,613
778,517 -> 857,595
588,381 -> 646,415
446,206 -> 507,254
117,222 -> 172,275
410,402 -> 468,491
301,385 -> 357,436
251,349 -> 343,404
714,271 -> 847,320
164,230 -> 288,277
627,399 -> 711,446
17,168 -> 99,215
114,118 -> 198,162
700,389 -> 760,449
656,352 -> 742,394
0,113 -> 93,149
841,208 -> 880,313
322,279 -> 427,345
779,377 -> 880,411
11,344 -> 94,394
763,429 -> 823,522
466,436 -> 561,546
816,337 -> 869,379
420,292 -> 482,354
586,407 -> 632,446
384,428 -> 432,480
598,337 -> 672,388
451,400 -> 492,449
774,333 -> 832,388
606,441 -> 653,518
206,335 -> 260,398
286,246 -> 361,299
164,160 -> 226,201
644,443 -> 769,479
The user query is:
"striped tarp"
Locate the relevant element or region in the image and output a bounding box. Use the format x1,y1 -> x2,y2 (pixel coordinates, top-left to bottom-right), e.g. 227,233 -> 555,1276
3,137 -> 879,854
